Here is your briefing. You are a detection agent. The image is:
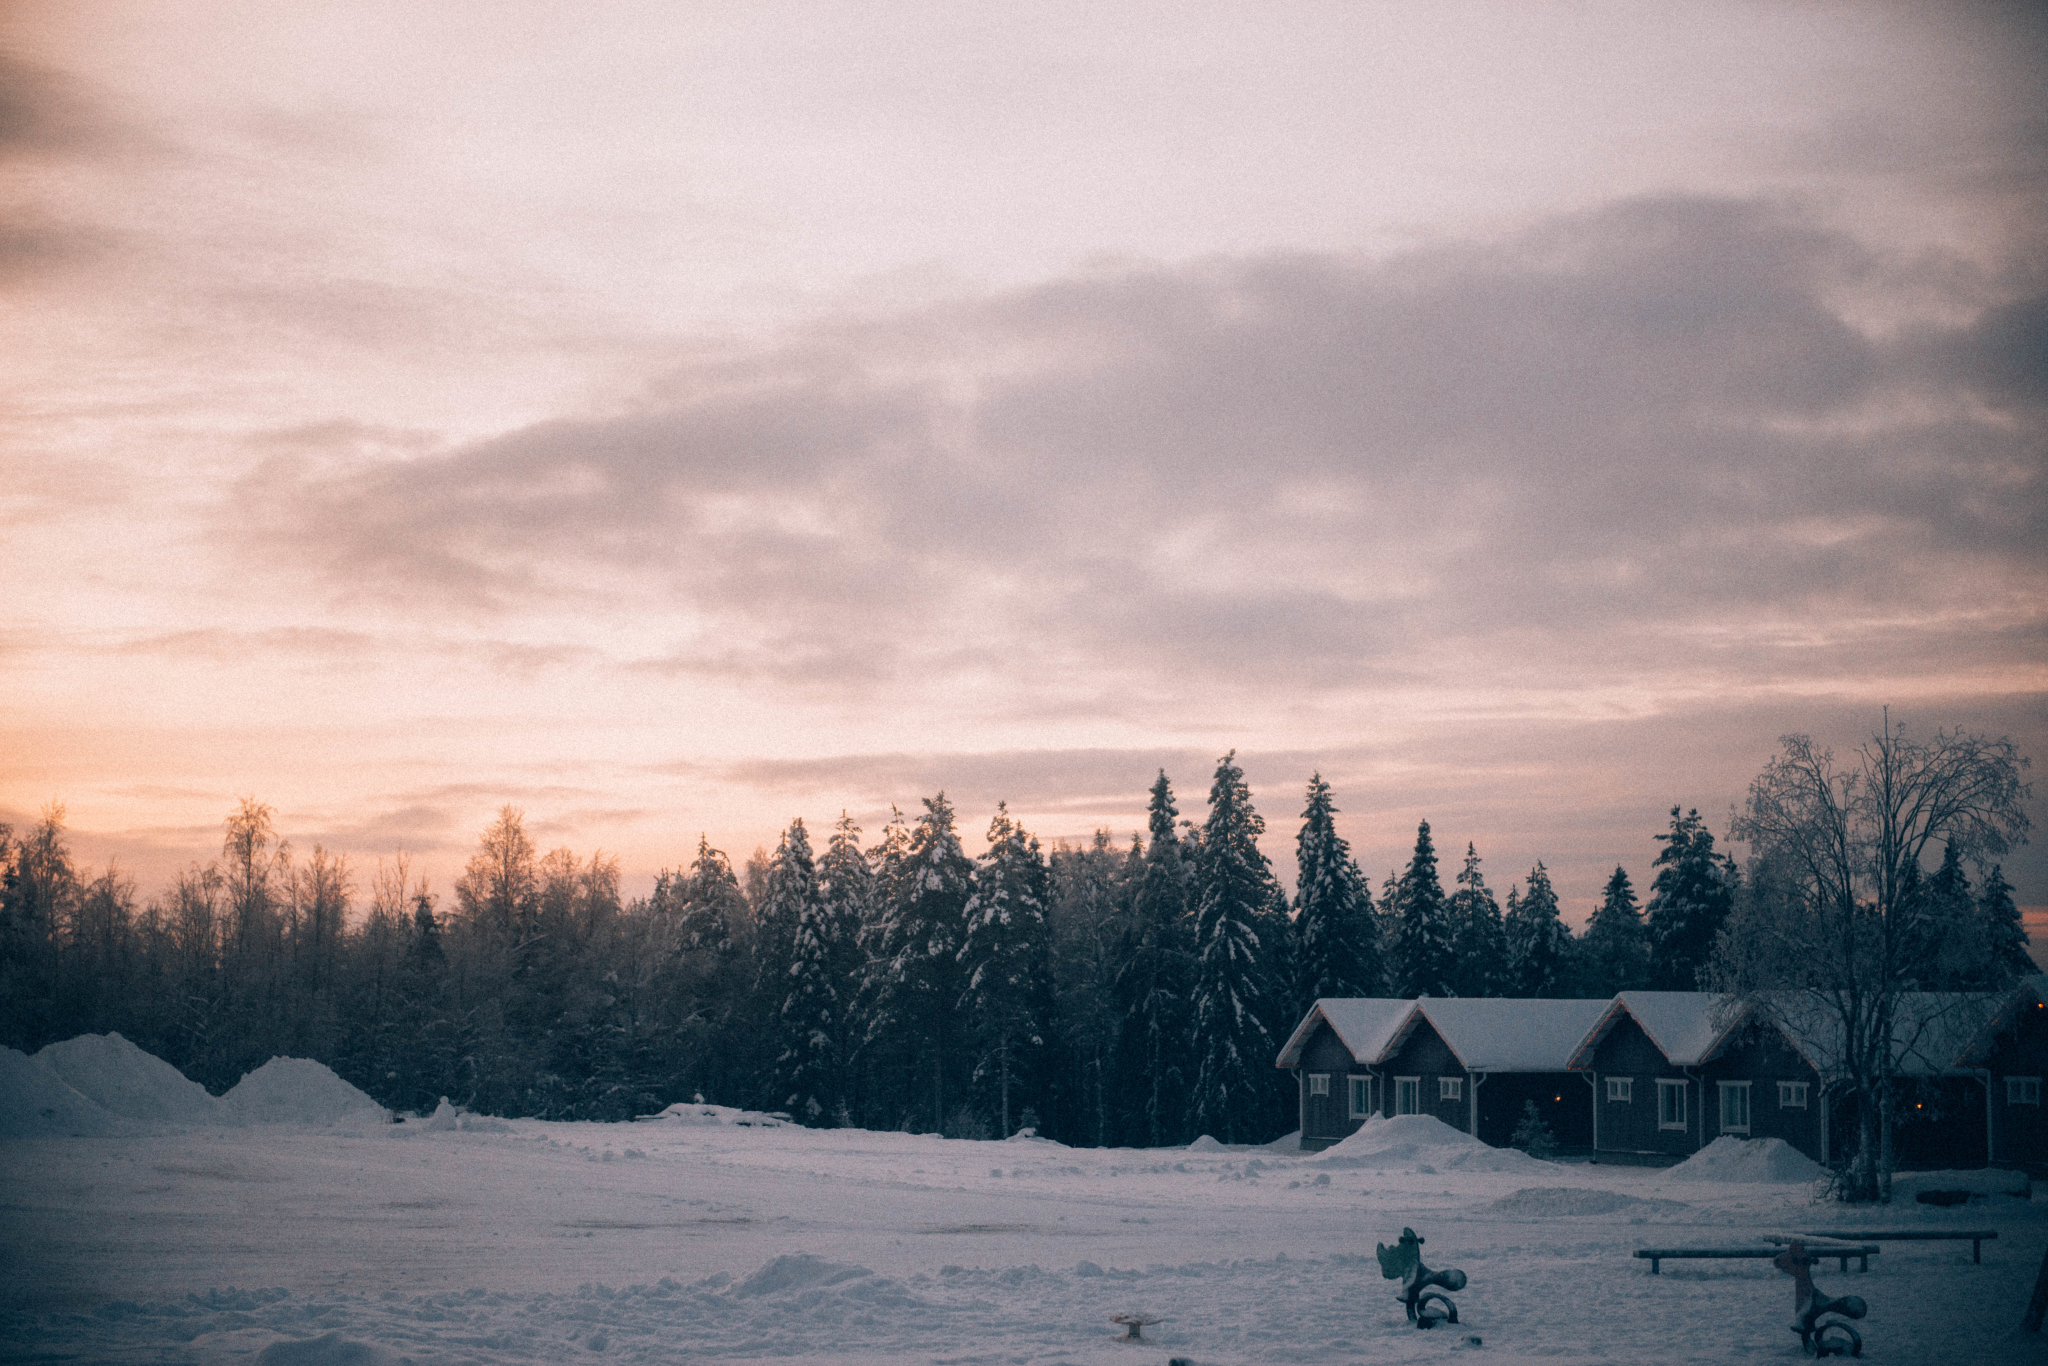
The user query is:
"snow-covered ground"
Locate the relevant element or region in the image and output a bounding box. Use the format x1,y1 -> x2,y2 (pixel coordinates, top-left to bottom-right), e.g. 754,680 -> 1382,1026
5,1041 -> 2048,1364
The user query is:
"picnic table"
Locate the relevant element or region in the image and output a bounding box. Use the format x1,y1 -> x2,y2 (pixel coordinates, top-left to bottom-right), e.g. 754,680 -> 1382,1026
1799,1229 -> 1998,1263
1635,1242 -> 1878,1275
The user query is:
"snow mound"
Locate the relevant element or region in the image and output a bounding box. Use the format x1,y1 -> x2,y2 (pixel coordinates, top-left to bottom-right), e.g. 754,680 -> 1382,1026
732,1253 -> 872,1297
1312,1114 -> 1554,1172
0,1046 -> 125,1137
224,1058 -> 387,1126
1185,1134 -> 1227,1152
1890,1168 -> 2030,1199
1257,1129 -> 1304,1152
1661,1135 -> 1824,1183
637,1101 -> 788,1127
414,1098 -> 513,1133
35,1033 -> 222,1125
255,1332 -> 391,1364
1483,1187 -> 1694,1219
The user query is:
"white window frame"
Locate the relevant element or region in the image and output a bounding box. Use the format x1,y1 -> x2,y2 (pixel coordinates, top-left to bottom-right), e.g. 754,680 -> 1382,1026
1395,1076 -> 1420,1116
1657,1078 -> 1687,1131
1777,1080 -> 1809,1109
2008,1076 -> 2042,1106
1308,1072 -> 1330,1096
1606,1076 -> 1633,1103
1348,1076 -> 1371,1119
1718,1081 -> 1751,1134
1439,1076 -> 1463,1102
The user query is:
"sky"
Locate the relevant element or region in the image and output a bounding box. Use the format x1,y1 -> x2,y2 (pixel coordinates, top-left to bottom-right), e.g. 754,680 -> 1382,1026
3,1 -> 2044,926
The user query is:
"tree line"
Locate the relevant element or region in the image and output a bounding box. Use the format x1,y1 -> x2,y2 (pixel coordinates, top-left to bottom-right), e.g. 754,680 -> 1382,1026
1,739 -> 2030,1149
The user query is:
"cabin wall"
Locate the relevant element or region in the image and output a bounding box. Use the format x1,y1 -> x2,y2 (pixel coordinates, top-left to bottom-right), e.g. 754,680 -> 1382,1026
1378,1020 -> 1469,1133
1698,1025 -> 1825,1161
1296,1021 -> 1366,1150
1591,1017 -> 1696,1157
1986,1000 -> 2048,1171
1472,1072 -> 1594,1149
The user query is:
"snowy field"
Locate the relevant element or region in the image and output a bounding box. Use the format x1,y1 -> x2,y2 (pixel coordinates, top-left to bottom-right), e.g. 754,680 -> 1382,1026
6,1040 -> 2048,1365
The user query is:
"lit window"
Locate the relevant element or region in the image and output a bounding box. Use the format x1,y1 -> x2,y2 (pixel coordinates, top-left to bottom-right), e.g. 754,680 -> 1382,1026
1607,1077 -> 1633,1103
1777,1081 -> 1809,1108
1657,1079 -> 1687,1130
1440,1077 -> 1463,1102
1349,1077 -> 1371,1118
1718,1081 -> 1751,1134
1396,1077 -> 1420,1115
2008,1077 -> 2042,1106
1308,1072 -> 1330,1096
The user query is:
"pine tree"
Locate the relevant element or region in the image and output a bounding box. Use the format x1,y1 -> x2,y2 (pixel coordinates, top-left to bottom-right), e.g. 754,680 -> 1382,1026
958,803 -> 1051,1136
1580,865 -> 1648,995
1978,865 -> 2034,978
864,794 -> 974,1131
1292,774 -> 1384,1007
773,818 -> 852,1124
1449,842 -> 1507,998
1190,752 -> 1285,1143
677,836 -> 743,955
1505,861 -> 1572,997
1644,807 -> 1736,991
756,819 -> 819,1003
1114,771 -> 1196,1147
1390,822 -> 1456,998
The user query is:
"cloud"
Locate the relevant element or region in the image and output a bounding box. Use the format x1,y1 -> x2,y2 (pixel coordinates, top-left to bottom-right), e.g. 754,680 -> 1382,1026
230,194 -> 2047,716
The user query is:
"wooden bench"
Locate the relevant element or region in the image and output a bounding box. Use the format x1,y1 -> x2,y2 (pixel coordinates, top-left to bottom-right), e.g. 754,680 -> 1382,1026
1799,1229 -> 1998,1264
1635,1244 -> 1877,1275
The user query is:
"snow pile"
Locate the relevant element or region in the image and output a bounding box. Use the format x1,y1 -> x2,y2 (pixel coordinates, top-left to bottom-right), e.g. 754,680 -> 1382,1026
637,1101 -> 788,1127
1312,1114 -> 1552,1172
1185,1134 -> 1228,1152
413,1098 -> 513,1133
35,1033 -> 223,1126
223,1058 -> 388,1126
1661,1135 -> 1824,1183
1483,1186 -> 1694,1219
0,1046 -> 126,1137
731,1253 -> 874,1298
1890,1168 -> 2030,1200
255,1331 -> 390,1364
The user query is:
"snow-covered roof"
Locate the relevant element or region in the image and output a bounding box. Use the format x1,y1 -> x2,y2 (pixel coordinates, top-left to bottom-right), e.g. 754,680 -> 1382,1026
1406,998 -> 1613,1072
1274,999 -> 1414,1069
1566,992 -> 1745,1070
1775,991 -> 2008,1078
1955,976 -> 2048,1066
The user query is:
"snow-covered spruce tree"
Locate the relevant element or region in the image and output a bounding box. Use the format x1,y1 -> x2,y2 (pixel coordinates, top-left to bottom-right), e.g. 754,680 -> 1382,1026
1190,752 -> 1287,1143
957,803 -> 1052,1136
1112,771 -> 1197,1147
1449,842 -> 1507,998
1390,821 -> 1456,998
1979,865 -> 2033,979
780,817 -> 862,1124
1504,861 -> 1573,997
1291,773 -> 1385,1008
1644,807 -> 1736,990
862,794 -> 974,1131
757,820 -> 825,1114
1580,864 -> 1648,996
816,813 -> 874,1122
678,835 -> 743,956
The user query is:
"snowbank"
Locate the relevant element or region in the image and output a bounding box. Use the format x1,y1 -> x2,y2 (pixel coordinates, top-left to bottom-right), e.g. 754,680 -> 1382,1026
1660,1135 -> 1824,1183
1889,1168 -> 2030,1200
1185,1134 -> 1227,1152
0,1046 -> 125,1137
732,1253 -> 873,1298
224,1058 -> 388,1126
35,1033 -> 223,1126
636,1101 -> 788,1127
412,1098 -> 514,1133
1311,1114 -> 1553,1173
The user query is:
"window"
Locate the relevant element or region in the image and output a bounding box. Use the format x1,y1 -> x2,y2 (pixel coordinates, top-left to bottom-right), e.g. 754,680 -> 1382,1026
1606,1077 -> 1633,1103
1349,1076 -> 1371,1119
1396,1077 -> 1420,1116
1308,1072 -> 1330,1096
2008,1077 -> 2041,1106
1777,1081 -> 1809,1109
1657,1079 -> 1687,1130
1440,1076 -> 1463,1102
1718,1081 -> 1751,1134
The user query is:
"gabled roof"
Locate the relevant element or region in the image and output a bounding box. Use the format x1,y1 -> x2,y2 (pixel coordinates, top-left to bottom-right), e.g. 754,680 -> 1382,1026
1566,992 -> 1747,1071
1274,998 -> 1414,1069
1955,976 -> 2048,1067
1409,997 -> 1614,1072
1775,990 -> 2010,1078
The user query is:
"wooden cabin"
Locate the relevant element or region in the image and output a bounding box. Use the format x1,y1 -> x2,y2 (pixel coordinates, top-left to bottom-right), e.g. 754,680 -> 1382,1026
1958,976 -> 2048,1172
1391,998 -> 1608,1148
1273,999 -> 1413,1151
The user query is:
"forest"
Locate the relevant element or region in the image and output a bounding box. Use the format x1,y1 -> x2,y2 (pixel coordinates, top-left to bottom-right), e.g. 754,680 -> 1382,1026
1,738 -> 2032,1150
